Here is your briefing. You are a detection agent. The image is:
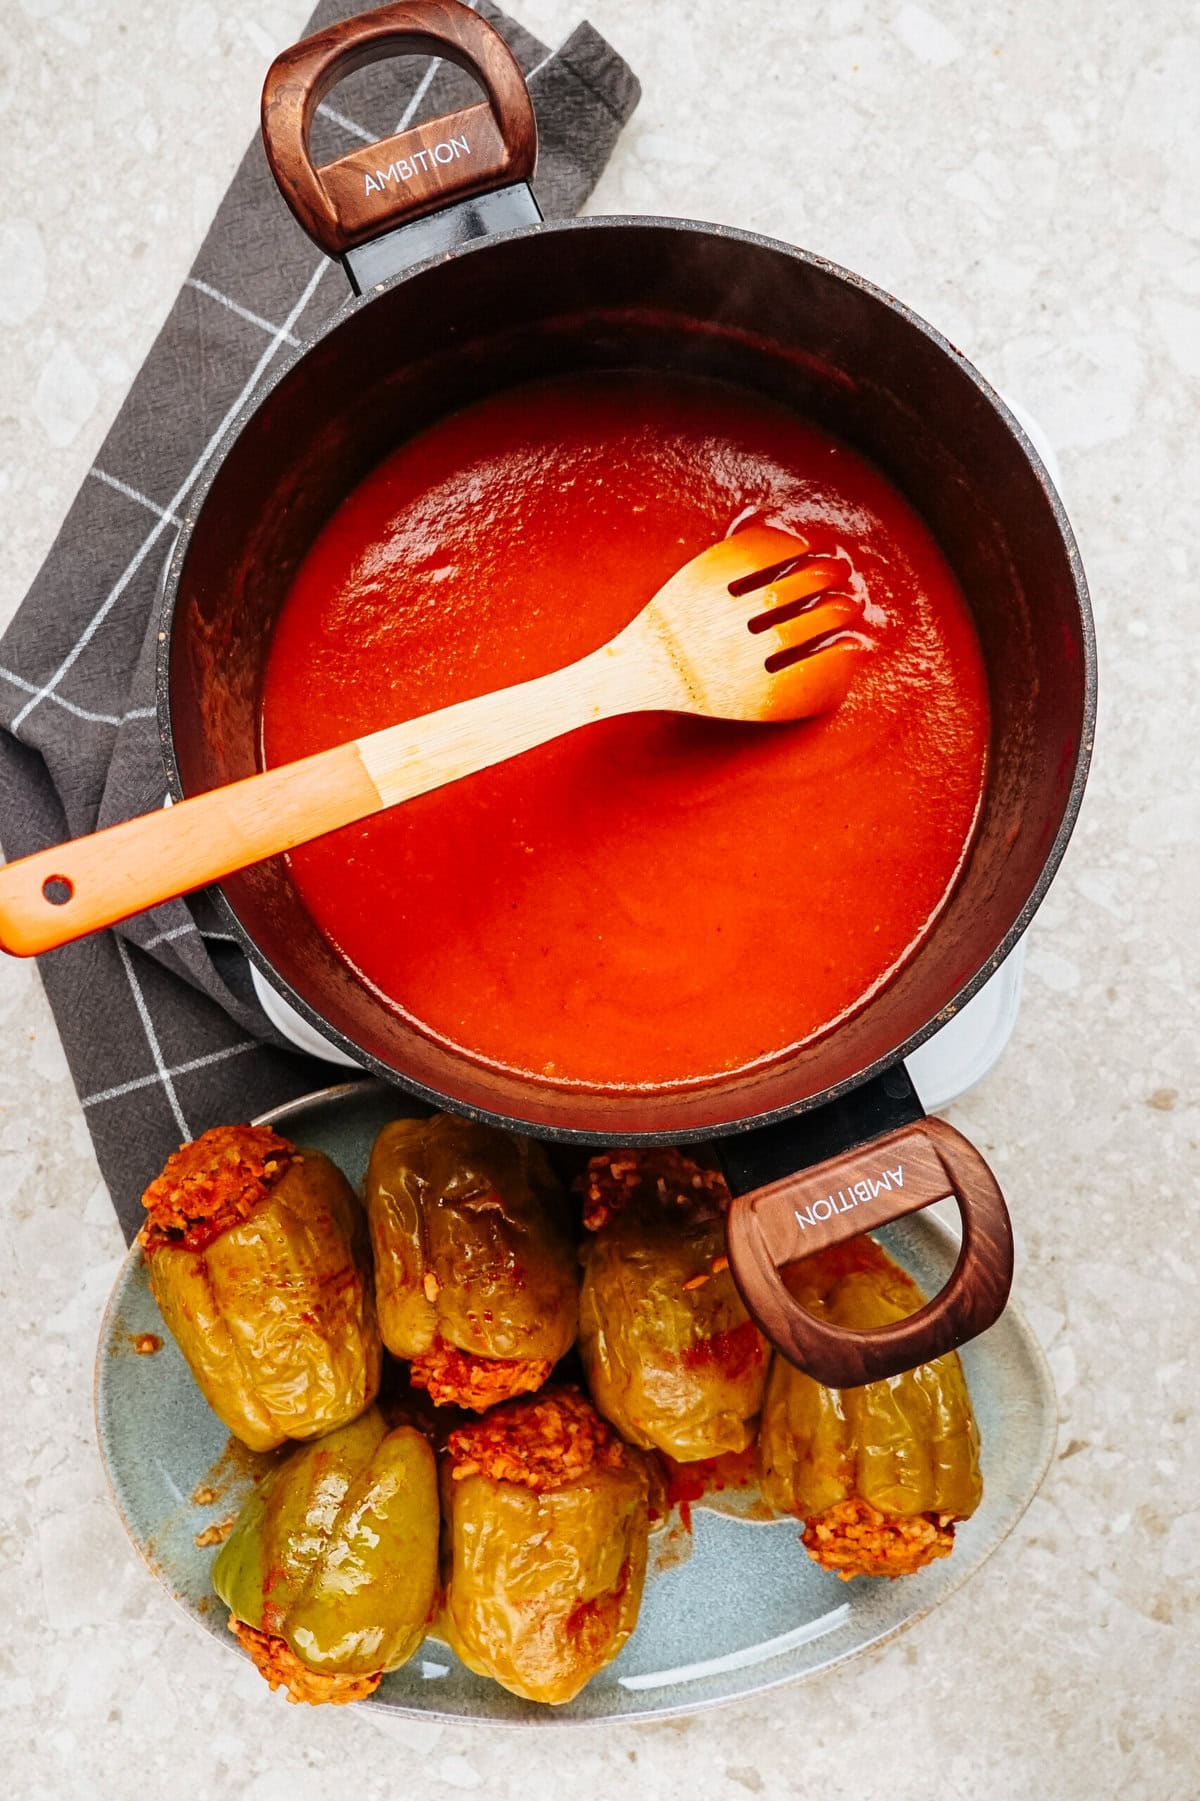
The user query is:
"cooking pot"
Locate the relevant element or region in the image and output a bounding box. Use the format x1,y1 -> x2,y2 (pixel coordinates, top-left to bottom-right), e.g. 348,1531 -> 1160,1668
158,1 -> 1095,1386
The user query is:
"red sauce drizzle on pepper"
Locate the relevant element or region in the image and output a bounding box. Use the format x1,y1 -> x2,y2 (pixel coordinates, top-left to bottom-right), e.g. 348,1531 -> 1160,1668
680,1319 -> 763,1379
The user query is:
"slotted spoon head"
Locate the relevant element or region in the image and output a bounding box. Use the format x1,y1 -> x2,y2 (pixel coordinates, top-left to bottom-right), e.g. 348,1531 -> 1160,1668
640,524 -> 870,724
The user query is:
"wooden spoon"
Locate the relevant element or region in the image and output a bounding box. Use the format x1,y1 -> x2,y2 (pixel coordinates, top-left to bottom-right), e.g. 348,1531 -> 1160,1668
0,526 -> 867,957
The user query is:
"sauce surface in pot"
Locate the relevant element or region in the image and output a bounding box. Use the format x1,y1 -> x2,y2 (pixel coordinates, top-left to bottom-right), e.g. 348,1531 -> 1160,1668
261,373 -> 988,1089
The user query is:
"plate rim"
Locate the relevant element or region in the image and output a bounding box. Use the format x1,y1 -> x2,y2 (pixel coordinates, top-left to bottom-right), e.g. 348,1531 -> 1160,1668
94,1078 -> 1058,1728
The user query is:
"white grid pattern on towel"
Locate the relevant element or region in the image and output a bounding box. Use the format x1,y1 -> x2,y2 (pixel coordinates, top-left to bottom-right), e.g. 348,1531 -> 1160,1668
57,252 -> 337,1129
140,920 -> 241,951
0,665 -> 156,728
115,936 -> 191,1137
17,30 -> 473,1149
186,278 -> 302,347
393,55 -> 442,132
5,43 -> 462,744
10,256 -> 330,736
90,468 -> 184,526
316,101 -> 375,143
81,1037 -> 261,1110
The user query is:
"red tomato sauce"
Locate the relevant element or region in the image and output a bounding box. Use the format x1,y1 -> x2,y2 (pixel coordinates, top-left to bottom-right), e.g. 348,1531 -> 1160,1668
261,373 -> 988,1088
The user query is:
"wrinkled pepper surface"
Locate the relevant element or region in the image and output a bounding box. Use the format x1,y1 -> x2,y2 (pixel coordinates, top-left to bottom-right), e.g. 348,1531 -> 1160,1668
365,1113 -> 578,1410
758,1236 -> 983,1578
440,1389 -> 649,1704
578,1149 -> 769,1461
140,1124 -> 381,1451
213,1406 -> 439,1704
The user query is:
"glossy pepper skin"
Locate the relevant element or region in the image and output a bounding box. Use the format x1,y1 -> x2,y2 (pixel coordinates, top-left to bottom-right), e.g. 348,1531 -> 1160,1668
440,1390 -> 649,1705
578,1151 -> 769,1461
758,1237 -> 983,1578
365,1114 -> 578,1408
142,1128 -> 381,1452
212,1407 -> 439,1703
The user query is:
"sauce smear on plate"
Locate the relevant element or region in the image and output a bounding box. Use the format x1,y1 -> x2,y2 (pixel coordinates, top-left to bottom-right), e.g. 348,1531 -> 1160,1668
261,373 -> 988,1088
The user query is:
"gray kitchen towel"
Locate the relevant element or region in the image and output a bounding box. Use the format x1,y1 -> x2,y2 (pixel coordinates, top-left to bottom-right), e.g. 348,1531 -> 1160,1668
0,1 -> 640,1242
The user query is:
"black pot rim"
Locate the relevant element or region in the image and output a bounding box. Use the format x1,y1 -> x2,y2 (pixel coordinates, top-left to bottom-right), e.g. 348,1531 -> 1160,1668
155,211 -> 1097,1145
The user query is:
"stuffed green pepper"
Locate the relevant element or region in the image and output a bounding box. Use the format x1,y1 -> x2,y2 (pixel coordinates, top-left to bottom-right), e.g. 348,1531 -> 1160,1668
578,1149 -> 769,1461
140,1124 -> 381,1451
440,1389 -> 649,1704
366,1114 -> 578,1411
759,1236 -> 983,1578
213,1407 -> 439,1704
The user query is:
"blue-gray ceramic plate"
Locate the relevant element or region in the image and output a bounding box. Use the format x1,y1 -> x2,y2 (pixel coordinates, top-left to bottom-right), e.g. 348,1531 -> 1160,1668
95,1080 -> 1056,1725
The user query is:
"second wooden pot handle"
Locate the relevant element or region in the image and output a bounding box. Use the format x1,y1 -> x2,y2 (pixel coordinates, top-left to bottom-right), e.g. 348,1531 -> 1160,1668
261,0 -> 537,256
725,1118 -> 1014,1387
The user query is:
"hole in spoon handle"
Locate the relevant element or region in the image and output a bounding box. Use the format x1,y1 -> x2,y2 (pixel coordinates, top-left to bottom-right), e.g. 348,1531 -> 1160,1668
0,742 -> 381,957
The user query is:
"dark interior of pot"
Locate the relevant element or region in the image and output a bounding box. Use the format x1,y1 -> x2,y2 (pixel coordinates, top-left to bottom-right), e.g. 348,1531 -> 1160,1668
165,218 -> 1092,1139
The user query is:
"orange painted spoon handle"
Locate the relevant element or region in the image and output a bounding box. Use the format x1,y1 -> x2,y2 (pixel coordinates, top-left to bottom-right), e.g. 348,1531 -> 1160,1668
0,525 -> 860,959
0,645 -> 637,957
0,743 -> 379,957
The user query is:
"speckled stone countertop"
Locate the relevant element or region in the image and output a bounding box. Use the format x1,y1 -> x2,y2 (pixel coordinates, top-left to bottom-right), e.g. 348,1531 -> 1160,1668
1,2 -> 1195,1796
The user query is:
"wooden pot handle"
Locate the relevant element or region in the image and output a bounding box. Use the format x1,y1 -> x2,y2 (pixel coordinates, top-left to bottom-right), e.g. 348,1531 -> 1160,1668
725,1118 -> 1014,1387
261,0 -> 537,256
